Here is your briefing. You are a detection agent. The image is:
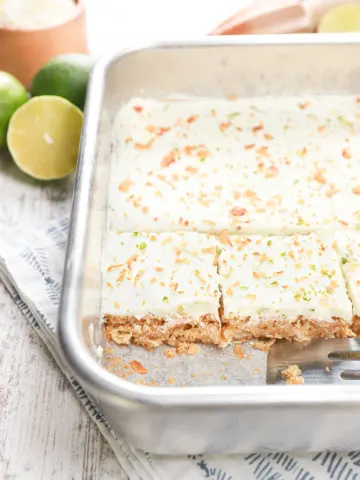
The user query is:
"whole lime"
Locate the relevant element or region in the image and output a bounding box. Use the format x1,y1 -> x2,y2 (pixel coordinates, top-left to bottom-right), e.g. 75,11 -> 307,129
0,72 -> 28,150
30,54 -> 93,110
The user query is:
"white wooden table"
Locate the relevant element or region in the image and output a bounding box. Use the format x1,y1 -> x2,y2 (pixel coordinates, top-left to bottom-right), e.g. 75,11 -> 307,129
0,1 -> 244,477
0,151 -> 126,479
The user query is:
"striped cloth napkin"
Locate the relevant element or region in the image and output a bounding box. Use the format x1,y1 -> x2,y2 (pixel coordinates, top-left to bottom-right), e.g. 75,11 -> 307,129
0,217 -> 359,480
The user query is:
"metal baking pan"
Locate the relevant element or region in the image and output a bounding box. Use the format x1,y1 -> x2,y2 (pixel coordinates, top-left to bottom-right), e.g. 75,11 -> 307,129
59,35 -> 360,455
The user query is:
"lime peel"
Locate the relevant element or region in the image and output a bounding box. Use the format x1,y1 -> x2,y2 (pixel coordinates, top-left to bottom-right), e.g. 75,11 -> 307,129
30,54 -> 92,110
0,71 -> 28,150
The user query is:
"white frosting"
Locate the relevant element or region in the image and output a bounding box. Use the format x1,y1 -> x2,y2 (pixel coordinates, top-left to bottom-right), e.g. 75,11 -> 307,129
103,95 -> 360,331
108,95 -> 360,234
102,232 -> 220,323
218,233 -> 352,324
335,230 -> 360,316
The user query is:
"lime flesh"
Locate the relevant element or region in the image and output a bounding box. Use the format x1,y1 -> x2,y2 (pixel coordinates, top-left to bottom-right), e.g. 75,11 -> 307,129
7,95 -> 83,180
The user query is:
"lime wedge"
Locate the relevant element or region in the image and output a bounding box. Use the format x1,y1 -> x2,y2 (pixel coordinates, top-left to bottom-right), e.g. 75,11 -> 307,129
318,4 -> 360,33
7,95 -> 83,180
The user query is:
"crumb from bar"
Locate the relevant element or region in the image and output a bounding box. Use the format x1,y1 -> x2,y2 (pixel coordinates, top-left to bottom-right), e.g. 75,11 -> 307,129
128,360 -> 148,374
281,365 -> 304,385
233,344 -> 248,360
250,339 -> 276,353
135,379 -> 159,387
168,376 -> 176,384
324,366 -> 330,373
282,364 -> 301,377
118,369 -> 135,381
176,343 -> 200,356
164,348 -> 177,358
287,376 -> 304,385
176,344 -> 189,355
187,344 -> 200,355
103,346 -> 124,375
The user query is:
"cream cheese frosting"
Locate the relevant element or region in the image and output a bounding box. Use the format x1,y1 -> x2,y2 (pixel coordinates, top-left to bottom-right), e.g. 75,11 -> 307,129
218,233 -> 352,324
335,230 -> 360,316
108,95 -> 360,234
102,231 -> 220,323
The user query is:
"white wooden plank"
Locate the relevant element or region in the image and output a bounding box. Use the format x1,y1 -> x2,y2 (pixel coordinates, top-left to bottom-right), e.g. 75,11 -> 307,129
0,151 -> 127,479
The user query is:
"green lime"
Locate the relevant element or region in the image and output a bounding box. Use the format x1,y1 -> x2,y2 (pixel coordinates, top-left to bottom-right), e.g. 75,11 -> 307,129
7,96 -> 83,181
30,54 -> 93,110
318,4 -> 360,33
0,72 -> 28,150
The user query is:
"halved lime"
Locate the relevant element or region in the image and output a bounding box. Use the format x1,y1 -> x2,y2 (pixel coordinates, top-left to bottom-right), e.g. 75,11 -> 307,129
318,4 -> 360,33
7,96 -> 83,180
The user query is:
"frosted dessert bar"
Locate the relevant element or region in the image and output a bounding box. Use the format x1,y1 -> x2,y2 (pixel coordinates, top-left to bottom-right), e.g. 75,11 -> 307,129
335,230 -> 360,333
102,232 -> 221,349
108,95 -> 360,234
218,233 -> 353,343
102,95 -> 360,350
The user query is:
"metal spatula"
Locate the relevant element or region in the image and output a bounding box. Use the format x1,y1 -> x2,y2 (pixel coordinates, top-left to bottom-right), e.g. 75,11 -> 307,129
266,338 -> 360,384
